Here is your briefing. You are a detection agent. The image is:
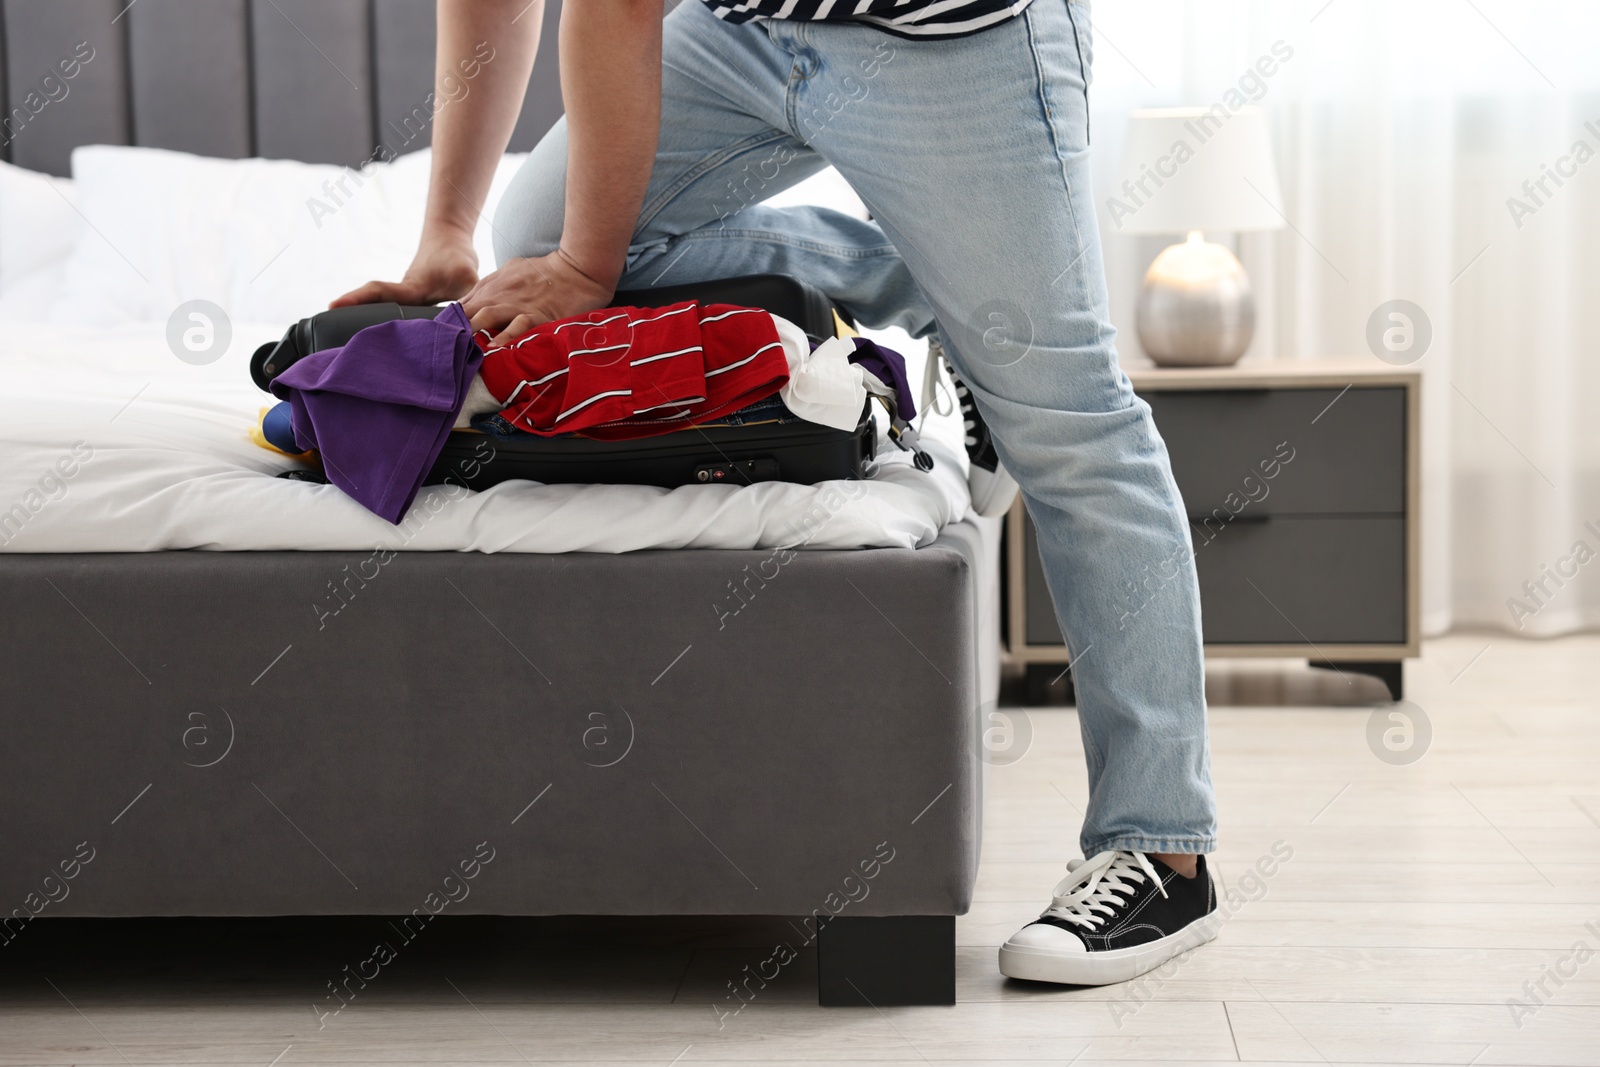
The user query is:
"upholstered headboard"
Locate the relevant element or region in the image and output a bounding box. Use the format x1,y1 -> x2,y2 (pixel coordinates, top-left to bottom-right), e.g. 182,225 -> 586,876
0,0 -> 567,176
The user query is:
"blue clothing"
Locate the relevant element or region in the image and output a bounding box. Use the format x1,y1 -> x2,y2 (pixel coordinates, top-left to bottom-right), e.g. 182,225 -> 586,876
493,0 -> 1216,855
260,400 -> 300,455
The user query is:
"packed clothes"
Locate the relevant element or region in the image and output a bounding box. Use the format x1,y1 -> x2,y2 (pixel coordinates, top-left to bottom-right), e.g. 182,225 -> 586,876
470,302 -> 788,438
261,300 -> 919,523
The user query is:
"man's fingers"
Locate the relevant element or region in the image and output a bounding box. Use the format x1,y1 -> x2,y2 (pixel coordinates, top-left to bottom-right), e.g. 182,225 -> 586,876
469,304 -> 526,336
459,276 -> 500,318
458,255 -> 602,345
488,313 -> 541,348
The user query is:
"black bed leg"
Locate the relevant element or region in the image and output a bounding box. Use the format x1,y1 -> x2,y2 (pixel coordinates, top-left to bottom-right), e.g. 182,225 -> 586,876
1312,659 -> 1404,701
816,915 -> 955,1006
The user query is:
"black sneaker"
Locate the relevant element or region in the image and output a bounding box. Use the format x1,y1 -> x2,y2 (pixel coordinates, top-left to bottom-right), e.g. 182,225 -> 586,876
929,338 -> 1018,518
999,851 -> 1219,985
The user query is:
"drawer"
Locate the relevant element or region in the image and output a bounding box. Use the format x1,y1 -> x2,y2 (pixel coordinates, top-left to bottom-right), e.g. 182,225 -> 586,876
1023,514 -> 1406,646
1140,387 -> 1405,516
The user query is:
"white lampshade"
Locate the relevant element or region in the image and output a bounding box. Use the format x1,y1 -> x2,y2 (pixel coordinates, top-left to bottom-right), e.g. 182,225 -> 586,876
1112,106 -> 1284,235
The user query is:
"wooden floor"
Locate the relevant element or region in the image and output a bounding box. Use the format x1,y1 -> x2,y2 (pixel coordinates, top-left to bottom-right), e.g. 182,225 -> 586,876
3,633 -> 1597,1065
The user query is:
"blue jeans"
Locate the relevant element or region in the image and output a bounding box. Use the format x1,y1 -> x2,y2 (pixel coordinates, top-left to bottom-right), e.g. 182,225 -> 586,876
494,0 -> 1216,856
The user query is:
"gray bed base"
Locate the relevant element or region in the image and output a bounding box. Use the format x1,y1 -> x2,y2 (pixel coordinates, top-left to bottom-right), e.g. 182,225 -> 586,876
0,522 -> 994,1004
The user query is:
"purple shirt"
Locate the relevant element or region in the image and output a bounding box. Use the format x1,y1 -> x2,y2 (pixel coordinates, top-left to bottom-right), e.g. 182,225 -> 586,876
848,337 -> 916,422
270,303 -> 482,524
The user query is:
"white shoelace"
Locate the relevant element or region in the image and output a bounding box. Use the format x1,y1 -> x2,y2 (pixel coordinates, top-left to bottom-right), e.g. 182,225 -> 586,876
951,381 -> 980,447
918,339 -> 956,425
1041,850 -> 1168,930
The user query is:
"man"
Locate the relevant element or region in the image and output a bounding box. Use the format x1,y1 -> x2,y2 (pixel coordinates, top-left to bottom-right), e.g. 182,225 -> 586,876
336,0 -> 1218,985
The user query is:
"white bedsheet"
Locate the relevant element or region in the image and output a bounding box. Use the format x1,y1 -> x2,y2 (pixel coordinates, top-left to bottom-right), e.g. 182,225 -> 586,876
0,319 -> 969,553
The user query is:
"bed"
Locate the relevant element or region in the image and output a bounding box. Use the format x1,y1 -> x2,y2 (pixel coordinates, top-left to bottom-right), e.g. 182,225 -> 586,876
0,0 -> 1000,1006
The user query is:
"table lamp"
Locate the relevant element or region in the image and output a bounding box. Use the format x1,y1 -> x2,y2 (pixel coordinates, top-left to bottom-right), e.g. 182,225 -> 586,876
1115,106 -> 1283,366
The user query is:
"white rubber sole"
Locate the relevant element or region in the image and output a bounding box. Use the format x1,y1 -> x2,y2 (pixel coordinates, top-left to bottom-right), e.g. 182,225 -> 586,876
998,909 -> 1222,986
968,463 -> 1019,518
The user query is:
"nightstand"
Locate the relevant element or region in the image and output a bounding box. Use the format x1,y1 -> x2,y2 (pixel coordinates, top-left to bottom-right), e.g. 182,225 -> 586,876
1006,359 -> 1421,701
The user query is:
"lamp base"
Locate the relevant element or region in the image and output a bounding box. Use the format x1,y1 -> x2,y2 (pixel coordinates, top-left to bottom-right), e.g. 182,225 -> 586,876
1135,231 -> 1255,367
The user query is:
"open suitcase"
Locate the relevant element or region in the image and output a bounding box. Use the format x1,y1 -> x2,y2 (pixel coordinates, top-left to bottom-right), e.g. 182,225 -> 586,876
250,274 -> 877,490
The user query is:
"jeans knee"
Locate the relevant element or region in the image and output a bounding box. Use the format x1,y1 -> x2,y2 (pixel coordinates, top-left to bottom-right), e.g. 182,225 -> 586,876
492,190 -> 561,266
490,136 -> 567,267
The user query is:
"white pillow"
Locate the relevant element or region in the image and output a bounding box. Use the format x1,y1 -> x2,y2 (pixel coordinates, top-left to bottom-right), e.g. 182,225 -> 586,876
0,161 -> 80,320
51,145 -> 527,327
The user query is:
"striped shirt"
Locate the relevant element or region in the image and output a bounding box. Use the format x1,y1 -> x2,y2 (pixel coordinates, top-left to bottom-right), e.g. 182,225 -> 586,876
700,0 -> 1036,40
476,301 -> 791,440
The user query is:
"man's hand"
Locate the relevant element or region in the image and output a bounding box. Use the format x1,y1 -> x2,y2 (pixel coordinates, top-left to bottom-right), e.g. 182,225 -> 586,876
331,0 -> 543,310
460,249 -> 614,346
327,0 -> 660,347
455,0 -> 663,347
329,239 -> 480,309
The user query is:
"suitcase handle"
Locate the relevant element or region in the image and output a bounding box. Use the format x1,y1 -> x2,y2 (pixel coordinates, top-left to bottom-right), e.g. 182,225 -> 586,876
251,303 -> 443,392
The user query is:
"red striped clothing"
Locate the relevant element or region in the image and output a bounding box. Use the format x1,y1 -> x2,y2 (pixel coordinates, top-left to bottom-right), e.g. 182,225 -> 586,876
474,302 -> 790,441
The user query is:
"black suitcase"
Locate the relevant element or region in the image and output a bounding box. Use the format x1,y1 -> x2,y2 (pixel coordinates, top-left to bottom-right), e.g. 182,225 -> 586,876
251,275 -> 876,490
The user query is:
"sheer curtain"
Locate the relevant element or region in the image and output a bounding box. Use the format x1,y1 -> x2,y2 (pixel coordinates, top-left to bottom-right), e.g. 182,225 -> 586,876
1085,0 -> 1600,636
